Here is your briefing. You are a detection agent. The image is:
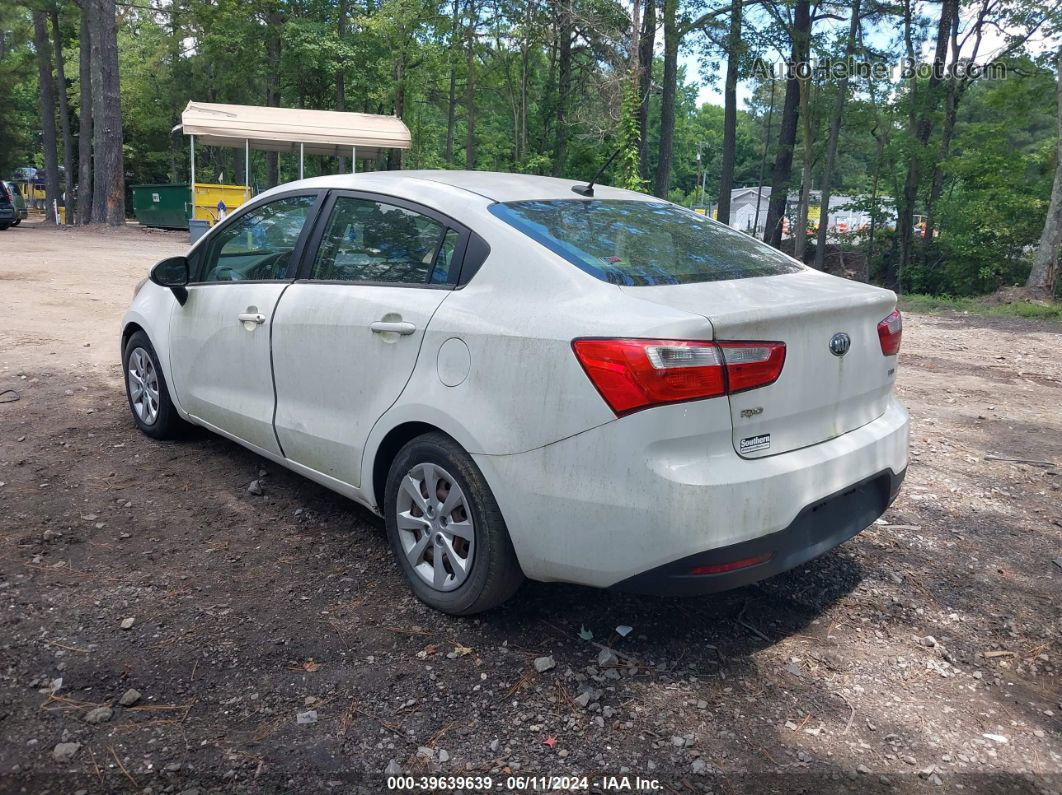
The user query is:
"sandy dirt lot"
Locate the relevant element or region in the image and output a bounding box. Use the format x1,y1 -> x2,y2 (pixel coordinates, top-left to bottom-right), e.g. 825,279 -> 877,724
1,220 -> 1060,793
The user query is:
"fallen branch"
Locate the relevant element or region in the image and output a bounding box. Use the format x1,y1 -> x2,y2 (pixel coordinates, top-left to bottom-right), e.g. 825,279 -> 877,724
833,691 -> 856,734
736,601 -> 771,643
983,455 -> 1057,467
109,745 -> 138,789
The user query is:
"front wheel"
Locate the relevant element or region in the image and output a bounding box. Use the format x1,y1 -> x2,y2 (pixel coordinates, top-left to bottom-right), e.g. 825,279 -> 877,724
123,331 -> 186,439
384,433 -> 523,615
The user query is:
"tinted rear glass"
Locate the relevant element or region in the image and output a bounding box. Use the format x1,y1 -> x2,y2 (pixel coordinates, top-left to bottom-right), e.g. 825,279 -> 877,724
490,199 -> 802,286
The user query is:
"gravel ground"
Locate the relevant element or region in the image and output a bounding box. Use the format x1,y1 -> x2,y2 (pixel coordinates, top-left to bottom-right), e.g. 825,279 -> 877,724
1,220 -> 1060,793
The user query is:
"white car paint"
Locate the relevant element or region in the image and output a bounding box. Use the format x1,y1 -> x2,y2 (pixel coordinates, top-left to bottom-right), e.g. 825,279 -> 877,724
122,170 -> 909,592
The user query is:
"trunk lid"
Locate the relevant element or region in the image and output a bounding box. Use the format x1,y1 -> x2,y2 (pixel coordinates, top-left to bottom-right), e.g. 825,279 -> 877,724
621,269 -> 898,458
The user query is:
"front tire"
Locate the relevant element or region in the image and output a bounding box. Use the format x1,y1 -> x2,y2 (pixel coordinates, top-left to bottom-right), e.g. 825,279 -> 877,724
123,331 -> 185,439
384,433 -> 523,615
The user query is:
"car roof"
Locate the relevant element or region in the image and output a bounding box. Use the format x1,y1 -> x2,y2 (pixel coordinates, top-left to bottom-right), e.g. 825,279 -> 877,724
282,170 -> 657,204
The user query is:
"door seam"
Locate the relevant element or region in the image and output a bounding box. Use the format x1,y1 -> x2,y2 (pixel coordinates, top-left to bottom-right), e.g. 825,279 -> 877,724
269,282 -> 294,458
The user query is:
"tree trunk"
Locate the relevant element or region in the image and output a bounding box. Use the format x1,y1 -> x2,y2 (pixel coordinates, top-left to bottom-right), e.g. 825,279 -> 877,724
33,10 -> 61,226
444,0 -> 460,165
895,0 -> 957,288
922,6 -> 964,262
463,1 -> 477,170
793,76 -> 813,262
753,78 -> 776,236
1027,44 -> 1062,294
90,0 -> 124,225
389,46 -> 406,170
168,0 -> 181,182
652,0 -> 678,198
551,0 -> 572,177
51,9 -> 75,224
637,0 -> 656,180
813,0 -> 861,270
715,0 -> 742,224
89,0 -> 105,221
336,0 -> 348,173
763,0 -> 810,247
77,3 -> 93,224
265,14 -> 282,187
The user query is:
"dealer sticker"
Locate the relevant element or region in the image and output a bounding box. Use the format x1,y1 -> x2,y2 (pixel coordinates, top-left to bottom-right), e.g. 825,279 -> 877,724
740,433 -> 771,453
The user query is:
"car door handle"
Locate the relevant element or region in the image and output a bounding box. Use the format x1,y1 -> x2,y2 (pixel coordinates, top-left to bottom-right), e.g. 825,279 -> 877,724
237,312 -> 266,325
370,321 -> 416,335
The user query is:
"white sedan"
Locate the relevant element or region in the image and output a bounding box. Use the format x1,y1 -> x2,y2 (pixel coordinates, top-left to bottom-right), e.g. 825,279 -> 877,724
122,170 -> 909,614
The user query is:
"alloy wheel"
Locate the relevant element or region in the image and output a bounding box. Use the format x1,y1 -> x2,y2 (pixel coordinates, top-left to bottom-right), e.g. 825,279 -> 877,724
395,462 -> 475,592
127,347 -> 160,425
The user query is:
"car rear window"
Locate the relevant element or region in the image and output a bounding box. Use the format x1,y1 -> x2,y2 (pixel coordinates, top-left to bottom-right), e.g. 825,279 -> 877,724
489,199 -> 802,286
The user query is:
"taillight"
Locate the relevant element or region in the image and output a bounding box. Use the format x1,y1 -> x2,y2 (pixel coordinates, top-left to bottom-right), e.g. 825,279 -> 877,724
877,309 -> 902,356
572,338 -> 785,416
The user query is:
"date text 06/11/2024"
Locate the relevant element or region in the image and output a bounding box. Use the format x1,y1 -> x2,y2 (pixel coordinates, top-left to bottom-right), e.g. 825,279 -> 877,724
385,775 -> 663,791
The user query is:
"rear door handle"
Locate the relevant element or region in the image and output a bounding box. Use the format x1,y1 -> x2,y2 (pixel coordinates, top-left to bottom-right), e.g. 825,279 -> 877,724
238,312 -> 266,325
370,321 -> 416,335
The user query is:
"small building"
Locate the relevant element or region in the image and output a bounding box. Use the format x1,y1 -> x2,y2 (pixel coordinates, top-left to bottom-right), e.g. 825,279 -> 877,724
723,187 -> 895,239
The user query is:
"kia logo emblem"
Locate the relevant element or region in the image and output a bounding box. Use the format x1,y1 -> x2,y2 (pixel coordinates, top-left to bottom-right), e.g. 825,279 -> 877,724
829,332 -> 851,357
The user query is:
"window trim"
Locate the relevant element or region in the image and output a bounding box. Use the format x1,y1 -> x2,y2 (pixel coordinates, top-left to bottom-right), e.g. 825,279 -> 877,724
188,189 -> 326,285
296,189 -> 480,289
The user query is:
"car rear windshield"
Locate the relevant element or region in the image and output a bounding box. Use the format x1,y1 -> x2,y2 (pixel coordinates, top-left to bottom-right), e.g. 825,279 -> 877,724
489,199 -> 802,286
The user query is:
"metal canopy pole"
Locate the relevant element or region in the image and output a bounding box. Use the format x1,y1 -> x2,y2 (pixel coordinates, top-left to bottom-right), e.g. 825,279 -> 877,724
244,138 -> 250,190
299,143 -> 304,180
189,134 -> 195,189
352,146 -> 356,174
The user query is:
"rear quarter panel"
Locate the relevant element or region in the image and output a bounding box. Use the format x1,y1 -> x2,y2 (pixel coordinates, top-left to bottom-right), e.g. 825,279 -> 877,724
362,212 -> 717,482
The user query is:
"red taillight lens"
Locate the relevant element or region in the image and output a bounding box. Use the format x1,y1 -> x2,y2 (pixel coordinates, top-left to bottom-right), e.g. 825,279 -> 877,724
689,553 -> 772,576
718,341 -> 787,393
571,338 -> 785,416
877,309 -> 902,356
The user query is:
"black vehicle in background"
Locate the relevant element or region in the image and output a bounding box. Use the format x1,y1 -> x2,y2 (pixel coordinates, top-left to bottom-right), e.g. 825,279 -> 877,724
0,181 -> 17,230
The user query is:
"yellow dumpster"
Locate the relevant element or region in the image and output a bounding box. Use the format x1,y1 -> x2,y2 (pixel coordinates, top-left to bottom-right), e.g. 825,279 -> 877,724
191,183 -> 252,225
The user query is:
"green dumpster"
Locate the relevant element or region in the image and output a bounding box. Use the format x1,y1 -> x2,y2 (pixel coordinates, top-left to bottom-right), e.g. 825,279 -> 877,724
131,183 -> 191,230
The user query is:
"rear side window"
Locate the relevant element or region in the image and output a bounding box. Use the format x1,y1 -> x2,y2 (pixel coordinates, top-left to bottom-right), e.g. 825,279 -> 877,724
311,197 -> 449,285
490,199 -> 803,286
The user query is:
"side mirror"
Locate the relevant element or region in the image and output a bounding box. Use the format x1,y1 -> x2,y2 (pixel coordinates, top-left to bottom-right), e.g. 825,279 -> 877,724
150,256 -> 189,305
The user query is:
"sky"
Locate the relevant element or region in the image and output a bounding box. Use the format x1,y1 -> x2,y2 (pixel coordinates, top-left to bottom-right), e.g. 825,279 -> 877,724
680,5 -> 1059,111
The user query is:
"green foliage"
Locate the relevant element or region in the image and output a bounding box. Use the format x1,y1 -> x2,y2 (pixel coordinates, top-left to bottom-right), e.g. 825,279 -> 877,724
616,76 -> 645,192
901,293 -> 1062,321
0,0 -> 1058,300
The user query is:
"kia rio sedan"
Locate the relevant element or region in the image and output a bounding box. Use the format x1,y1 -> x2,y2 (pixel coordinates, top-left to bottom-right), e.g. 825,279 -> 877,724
121,171 -> 908,614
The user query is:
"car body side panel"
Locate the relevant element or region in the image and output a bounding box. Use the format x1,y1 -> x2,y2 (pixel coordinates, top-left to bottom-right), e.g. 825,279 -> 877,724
121,285 -> 184,413
359,212 -> 722,500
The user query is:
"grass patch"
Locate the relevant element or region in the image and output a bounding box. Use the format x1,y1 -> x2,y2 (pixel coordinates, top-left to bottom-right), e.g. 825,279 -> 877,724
901,293 -> 1062,321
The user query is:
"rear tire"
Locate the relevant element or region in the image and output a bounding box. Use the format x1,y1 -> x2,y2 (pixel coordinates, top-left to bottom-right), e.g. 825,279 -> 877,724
12,218 -> 20,226
384,432 -> 523,615
123,331 -> 186,439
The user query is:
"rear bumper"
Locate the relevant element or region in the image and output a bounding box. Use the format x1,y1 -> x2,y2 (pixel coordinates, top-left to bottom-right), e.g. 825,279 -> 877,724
474,397 -> 909,588
612,467 -> 905,595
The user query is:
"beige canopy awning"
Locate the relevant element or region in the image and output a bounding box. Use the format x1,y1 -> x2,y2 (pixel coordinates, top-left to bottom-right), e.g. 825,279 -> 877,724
179,101 -> 411,161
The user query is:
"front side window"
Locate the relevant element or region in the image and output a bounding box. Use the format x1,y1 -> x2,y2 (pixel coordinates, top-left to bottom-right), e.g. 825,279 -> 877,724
490,199 -> 803,286
200,195 -> 316,282
312,197 -> 449,284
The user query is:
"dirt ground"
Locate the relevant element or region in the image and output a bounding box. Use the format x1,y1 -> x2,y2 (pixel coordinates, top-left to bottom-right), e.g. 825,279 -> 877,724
1,219 -> 1060,794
